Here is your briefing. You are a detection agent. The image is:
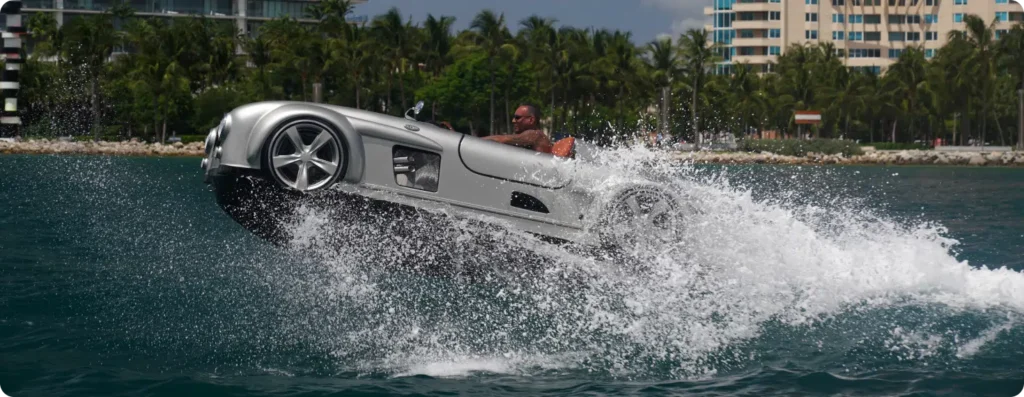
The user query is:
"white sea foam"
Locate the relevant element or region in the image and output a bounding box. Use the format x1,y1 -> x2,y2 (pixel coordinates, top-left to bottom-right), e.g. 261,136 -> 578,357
271,144 -> 1024,379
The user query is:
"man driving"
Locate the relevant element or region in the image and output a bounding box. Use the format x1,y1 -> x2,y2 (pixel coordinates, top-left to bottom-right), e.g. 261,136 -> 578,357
484,104 -> 552,153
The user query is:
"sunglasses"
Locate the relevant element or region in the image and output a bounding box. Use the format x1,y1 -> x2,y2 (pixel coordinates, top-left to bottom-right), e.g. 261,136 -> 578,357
513,114 -> 529,121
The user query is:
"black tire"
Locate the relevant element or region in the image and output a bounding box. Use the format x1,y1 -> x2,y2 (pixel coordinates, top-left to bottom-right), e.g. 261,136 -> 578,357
262,118 -> 349,193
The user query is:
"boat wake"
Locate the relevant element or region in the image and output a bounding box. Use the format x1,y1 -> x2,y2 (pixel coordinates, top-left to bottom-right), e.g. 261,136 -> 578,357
260,145 -> 1024,380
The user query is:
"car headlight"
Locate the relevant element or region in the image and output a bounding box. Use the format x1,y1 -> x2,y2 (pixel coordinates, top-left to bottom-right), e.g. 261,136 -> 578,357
205,128 -> 216,155
218,114 -> 231,143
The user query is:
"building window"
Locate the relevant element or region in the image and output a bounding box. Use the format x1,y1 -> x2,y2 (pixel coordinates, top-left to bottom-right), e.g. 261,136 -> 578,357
849,31 -> 863,40
806,30 -> 819,39
954,13 -> 963,22
769,11 -> 781,20
849,14 -> 863,23
997,12 -> 1009,22
997,0 -> 1008,3
953,0 -> 966,4
769,28 -> 781,38
864,14 -> 881,24
907,32 -> 920,41
925,49 -> 935,58
997,29 -> 1008,38
833,31 -> 845,40
806,13 -> 819,22
852,0 -> 861,4
833,14 -> 845,23
925,31 -> 937,40
806,0 -> 818,4
889,49 -> 903,58
924,14 -> 938,23
832,0 -> 845,4
889,14 -> 918,24
889,32 -> 906,41
849,48 -> 882,57
865,31 -> 881,40
770,46 -> 781,55
926,0 -> 937,4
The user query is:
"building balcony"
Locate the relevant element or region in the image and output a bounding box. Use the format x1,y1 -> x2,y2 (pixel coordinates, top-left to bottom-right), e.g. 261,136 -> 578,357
993,3 -> 1022,12
21,0 -> 54,8
732,36 -> 778,47
732,19 -> 776,30
704,6 -> 714,16
732,54 -> 775,64
732,1 -> 780,12
844,57 -> 894,67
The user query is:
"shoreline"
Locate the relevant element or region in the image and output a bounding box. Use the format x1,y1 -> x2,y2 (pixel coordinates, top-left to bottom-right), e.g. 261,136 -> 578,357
2,138 -> 1023,167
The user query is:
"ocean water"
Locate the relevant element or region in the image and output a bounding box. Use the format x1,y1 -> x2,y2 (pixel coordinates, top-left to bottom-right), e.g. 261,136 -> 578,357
1,151 -> 1022,396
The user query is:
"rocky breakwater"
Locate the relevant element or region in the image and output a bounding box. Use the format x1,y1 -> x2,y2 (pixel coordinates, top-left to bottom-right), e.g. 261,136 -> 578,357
0,138 -> 205,157
678,149 -> 1024,166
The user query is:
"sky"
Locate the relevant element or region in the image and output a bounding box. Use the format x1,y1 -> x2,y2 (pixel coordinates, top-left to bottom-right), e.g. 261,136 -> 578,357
349,0 -> 709,44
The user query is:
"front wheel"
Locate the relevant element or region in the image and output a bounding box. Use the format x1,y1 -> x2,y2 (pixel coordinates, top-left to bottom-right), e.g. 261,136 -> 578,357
263,118 -> 348,193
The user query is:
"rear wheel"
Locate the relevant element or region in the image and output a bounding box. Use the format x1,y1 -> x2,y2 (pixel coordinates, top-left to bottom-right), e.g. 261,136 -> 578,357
264,119 -> 347,193
597,185 -> 682,251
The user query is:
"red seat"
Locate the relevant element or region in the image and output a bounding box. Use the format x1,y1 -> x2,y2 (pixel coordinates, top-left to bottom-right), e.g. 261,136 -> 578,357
551,137 -> 575,158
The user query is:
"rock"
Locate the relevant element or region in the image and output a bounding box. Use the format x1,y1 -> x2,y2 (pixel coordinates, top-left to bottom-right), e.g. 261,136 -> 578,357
968,155 -> 987,166
173,141 -> 184,148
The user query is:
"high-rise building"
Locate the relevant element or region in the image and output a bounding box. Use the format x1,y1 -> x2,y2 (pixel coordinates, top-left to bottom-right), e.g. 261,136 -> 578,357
705,0 -> 1023,74
16,0 -> 368,36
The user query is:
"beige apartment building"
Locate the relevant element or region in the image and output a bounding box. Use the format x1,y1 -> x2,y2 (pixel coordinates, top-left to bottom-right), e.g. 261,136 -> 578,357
705,0 -> 1023,74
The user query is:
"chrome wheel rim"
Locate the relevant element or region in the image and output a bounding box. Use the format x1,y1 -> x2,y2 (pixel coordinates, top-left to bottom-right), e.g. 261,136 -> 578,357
269,122 -> 343,192
604,188 -> 679,245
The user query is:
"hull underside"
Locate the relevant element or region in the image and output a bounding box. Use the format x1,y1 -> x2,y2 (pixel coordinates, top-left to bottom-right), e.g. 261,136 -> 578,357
208,172 -> 586,276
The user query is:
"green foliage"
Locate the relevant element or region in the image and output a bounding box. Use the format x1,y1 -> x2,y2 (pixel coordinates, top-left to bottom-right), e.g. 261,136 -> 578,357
8,2 -> 1024,149
191,85 -> 252,133
738,138 -> 864,157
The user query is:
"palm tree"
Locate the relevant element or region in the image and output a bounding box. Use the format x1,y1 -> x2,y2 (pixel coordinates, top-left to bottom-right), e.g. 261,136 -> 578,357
519,15 -> 556,98
727,64 -> 766,137
606,30 -> 639,134
243,34 -> 274,100
678,28 -> 719,148
951,14 -> 998,147
469,10 -> 515,134
644,36 -> 680,140
63,12 -> 120,141
423,14 -> 456,120
997,23 -> 1024,149
372,7 -> 415,114
884,46 -> 930,142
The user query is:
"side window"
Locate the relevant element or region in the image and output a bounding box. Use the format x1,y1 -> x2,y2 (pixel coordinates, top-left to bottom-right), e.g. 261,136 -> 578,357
392,146 -> 441,192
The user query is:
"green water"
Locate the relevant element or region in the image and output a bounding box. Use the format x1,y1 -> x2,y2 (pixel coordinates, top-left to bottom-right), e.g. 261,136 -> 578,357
1,154 -> 1022,396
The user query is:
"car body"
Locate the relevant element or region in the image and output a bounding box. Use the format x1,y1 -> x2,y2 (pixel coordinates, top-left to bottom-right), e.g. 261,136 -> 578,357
200,100 -> 683,249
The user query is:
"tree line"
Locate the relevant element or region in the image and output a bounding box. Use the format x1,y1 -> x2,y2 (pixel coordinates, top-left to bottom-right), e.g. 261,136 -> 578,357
14,0 -> 1024,147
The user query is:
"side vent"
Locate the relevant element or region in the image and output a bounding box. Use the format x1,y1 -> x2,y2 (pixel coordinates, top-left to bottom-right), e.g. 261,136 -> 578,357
392,146 -> 440,192
510,192 -> 549,213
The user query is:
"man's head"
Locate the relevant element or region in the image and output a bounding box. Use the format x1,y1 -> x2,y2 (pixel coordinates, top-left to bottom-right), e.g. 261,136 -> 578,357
512,104 -> 541,133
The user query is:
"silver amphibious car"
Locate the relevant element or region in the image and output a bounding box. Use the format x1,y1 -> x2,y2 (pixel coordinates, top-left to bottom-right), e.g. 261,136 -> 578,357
200,100 -> 684,250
